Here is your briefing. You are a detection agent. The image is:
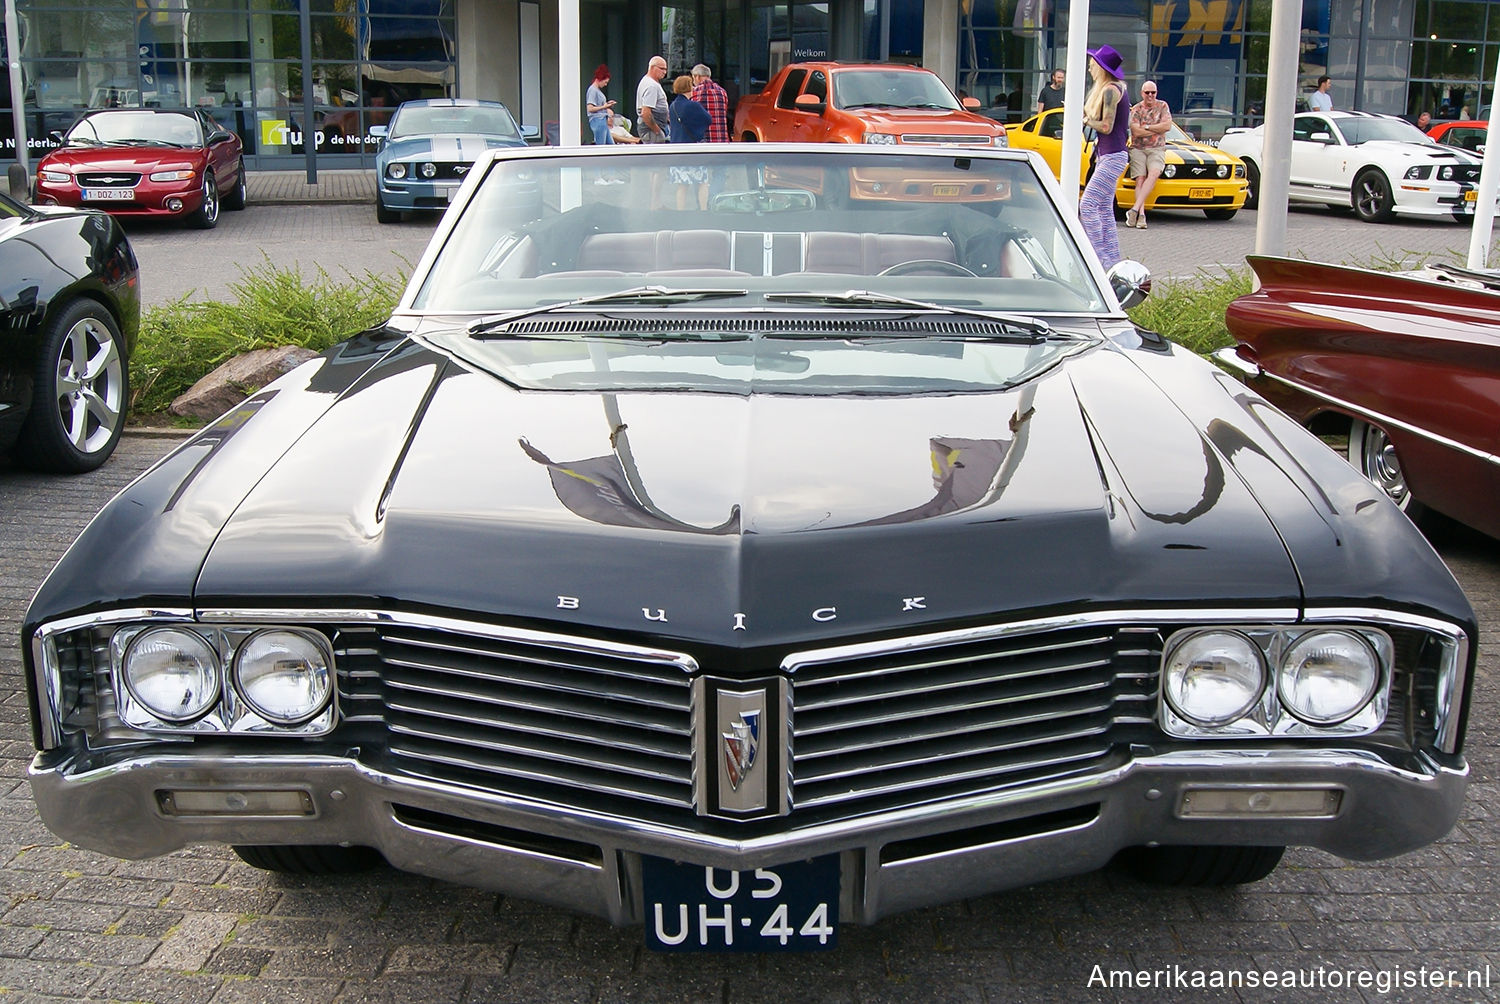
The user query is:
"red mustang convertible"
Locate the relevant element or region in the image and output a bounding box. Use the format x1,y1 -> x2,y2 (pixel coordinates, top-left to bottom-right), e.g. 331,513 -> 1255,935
1218,254 -> 1500,539
34,108 -> 247,229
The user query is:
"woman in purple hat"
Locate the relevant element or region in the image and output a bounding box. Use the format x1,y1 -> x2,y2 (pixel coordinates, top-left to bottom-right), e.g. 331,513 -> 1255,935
1079,44 -> 1130,269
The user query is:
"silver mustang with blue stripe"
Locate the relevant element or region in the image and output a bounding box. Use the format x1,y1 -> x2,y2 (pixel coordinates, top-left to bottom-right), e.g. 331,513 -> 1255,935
372,99 -> 526,223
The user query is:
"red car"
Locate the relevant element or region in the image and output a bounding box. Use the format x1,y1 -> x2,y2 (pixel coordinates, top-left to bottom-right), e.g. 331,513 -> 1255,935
35,108 -> 247,228
1217,255 -> 1500,539
733,62 -> 1008,148
1427,119 -> 1487,152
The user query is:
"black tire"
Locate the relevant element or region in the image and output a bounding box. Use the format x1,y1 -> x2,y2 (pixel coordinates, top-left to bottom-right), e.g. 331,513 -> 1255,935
1242,160 -> 1260,210
14,299 -> 128,474
375,197 -> 401,224
1353,168 -> 1395,222
232,844 -> 385,874
1116,845 -> 1285,887
1204,207 -> 1237,221
1347,418 -> 1425,519
189,170 -> 219,229
223,158 -> 247,211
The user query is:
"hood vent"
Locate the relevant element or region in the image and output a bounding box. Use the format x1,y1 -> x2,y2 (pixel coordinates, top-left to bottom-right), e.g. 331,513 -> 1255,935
488,316 -> 1031,337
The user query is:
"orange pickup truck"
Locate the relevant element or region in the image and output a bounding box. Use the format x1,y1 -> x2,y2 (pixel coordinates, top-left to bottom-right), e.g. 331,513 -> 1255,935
733,62 -> 1010,148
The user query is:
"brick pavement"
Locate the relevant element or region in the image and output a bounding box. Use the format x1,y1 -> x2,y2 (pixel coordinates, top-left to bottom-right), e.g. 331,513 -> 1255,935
2,438 -> 1499,1002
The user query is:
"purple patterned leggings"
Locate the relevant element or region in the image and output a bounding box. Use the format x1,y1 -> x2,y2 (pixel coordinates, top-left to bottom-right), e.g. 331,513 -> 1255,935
1080,150 -> 1128,269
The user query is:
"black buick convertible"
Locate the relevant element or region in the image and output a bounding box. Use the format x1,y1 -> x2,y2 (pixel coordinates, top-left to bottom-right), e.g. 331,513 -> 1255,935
24,145 -> 1474,952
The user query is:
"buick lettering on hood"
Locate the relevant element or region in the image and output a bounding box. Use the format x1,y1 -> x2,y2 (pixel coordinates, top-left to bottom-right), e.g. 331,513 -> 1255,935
24,144 -> 1474,952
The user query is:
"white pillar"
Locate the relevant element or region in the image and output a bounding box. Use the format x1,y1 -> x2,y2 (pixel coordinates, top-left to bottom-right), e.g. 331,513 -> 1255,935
1466,51 -> 1500,268
1253,0 -> 1300,259
1058,0 -> 1088,215
922,0 -> 958,87
5,0 -> 29,172
557,0 -> 581,145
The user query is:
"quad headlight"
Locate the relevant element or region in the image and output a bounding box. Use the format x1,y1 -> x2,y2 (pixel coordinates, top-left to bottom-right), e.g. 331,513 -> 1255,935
123,627 -> 221,723
1216,164 -> 1230,178
1278,630 -> 1379,725
1162,631 -> 1265,727
386,162 -> 408,179
1159,626 -> 1390,737
1162,164 -> 1177,178
233,630 -> 333,725
420,162 -> 437,178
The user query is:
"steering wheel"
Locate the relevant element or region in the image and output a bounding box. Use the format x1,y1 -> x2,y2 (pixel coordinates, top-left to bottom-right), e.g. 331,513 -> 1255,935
879,259 -> 978,277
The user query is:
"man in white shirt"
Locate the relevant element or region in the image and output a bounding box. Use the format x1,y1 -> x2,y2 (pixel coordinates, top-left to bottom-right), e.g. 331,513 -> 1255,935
1309,75 -> 1332,112
637,56 -> 670,143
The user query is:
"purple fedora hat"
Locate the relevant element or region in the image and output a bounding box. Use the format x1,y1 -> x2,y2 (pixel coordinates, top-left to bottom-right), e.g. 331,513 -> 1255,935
1086,44 -> 1126,80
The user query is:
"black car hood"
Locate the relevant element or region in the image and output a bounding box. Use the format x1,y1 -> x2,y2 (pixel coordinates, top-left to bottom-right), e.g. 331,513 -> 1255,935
183,333 -> 1328,647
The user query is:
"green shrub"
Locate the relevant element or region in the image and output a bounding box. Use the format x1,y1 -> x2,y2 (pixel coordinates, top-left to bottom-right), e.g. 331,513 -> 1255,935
1126,266 -> 1252,356
130,256 -> 406,415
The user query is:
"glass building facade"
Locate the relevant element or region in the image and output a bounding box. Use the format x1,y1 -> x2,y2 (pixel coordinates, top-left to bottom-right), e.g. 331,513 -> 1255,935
6,0 -> 1500,166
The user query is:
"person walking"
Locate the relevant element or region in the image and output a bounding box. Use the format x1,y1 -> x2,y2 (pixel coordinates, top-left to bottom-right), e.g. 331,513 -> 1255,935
690,64 -> 730,142
586,65 -> 616,146
1036,69 -> 1065,115
637,56 -> 671,143
669,75 -> 711,209
1078,44 -> 1130,269
1125,79 -> 1171,229
1309,75 -> 1333,111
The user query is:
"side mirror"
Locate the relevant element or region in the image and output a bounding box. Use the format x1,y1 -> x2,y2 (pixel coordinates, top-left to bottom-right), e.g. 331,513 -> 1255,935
962,96 -> 981,110
49,130 -> 65,144
794,93 -> 825,111
369,125 -> 389,139
1107,259 -> 1152,309
1309,131 -> 1334,144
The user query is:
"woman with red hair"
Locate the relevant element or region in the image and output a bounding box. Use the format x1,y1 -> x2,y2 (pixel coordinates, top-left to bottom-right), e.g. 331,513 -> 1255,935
586,65 -> 617,146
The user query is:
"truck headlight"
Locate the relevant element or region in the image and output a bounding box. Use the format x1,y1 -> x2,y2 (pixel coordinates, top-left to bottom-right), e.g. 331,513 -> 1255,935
1278,630 -> 1380,725
863,132 -> 897,145
123,628 -> 220,723
1163,630 -> 1265,726
233,630 -> 333,725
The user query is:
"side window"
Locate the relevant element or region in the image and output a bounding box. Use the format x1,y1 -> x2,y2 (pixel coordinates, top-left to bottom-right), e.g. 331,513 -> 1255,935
776,69 -> 809,110
1042,112 -> 1064,140
1293,117 -> 1328,142
804,71 -> 827,104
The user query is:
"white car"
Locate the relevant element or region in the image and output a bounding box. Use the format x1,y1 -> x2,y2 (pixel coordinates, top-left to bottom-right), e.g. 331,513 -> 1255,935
1219,110 -> 1488,223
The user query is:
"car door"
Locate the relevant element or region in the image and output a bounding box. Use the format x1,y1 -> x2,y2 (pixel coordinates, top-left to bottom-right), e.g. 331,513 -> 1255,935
789,70 -> 831,142
1289,115 -> 1348,206
765,68 -> 808,140
197,110 -> 235,190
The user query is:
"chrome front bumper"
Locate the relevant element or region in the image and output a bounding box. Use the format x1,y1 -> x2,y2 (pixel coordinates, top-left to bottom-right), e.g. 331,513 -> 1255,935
29,746 -> 1466,925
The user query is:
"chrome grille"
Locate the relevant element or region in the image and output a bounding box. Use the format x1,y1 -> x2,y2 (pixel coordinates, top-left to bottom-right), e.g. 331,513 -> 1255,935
900,133 -> 996,146
788,625 -> 1160,816
76,173 -> 141,188
351,625 -> 695,810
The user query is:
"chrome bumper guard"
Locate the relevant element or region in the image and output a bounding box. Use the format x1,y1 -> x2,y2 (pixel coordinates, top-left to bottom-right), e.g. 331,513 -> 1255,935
29,747 -> 1466,925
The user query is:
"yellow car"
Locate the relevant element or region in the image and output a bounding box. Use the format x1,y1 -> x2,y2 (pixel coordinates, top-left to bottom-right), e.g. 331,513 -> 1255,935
1006,108 -> 1248,220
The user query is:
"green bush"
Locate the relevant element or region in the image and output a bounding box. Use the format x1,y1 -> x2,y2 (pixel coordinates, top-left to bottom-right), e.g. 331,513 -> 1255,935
1125,266 -> 1252,356
130,256 -> 406,416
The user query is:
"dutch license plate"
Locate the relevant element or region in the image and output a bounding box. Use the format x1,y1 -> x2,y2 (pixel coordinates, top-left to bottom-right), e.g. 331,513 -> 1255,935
1189,187 -> 1214,200
931,184 -> 963,196
1466,190 -> 1479,202
644,855 -> 839,952
83,188 -> 134,201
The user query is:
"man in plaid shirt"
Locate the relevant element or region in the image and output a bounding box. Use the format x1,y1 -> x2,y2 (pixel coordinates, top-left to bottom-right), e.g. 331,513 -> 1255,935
690,64 -> 730,143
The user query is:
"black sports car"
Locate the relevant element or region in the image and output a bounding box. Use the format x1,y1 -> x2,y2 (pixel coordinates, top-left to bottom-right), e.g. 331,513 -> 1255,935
1,191 -> 139,472
23,145 -> 1474,952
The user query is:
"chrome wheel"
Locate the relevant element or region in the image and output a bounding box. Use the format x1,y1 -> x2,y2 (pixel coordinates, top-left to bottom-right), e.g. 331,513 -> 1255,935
15,300 -> 128,473
190,171 -> 220,228
1347,419 -> 1416,512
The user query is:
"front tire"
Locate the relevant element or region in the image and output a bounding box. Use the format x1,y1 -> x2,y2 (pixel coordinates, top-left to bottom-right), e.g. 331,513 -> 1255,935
223,157 -> 247,210
14,299 -> 128,474
189,170 -> 219,228
1204,207 -> 1237,220
1348,418 -> 1424,518
1353,168 -> 1395,222
375,196 -> 401,224
233,845 -> 385,874
1242,160 -> 1260,210
1116,845 -> 1285,886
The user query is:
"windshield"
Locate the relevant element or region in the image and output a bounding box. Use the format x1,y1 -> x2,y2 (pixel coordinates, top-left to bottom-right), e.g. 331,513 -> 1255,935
68,111 -> 200,146
412,149 -> 1106,316
833,70 -> 962,111
391,103 -> 521,140
1335,116 -> 1432,145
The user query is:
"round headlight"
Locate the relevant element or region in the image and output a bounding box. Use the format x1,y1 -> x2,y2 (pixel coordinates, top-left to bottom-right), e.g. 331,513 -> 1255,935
233,630 -> 332,724
1163,631 -> 1265,727
1217,164 -> 1229,178
1278,631 -> 1379,725
420,162 -> 437,178
1162,164 -> 1176,178
387,162 -> 407,179
123,628 -> 220,723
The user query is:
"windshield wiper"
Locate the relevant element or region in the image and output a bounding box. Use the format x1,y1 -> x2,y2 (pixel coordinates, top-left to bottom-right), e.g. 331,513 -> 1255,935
763,289 -> 1063,340
469,286 -> 750,336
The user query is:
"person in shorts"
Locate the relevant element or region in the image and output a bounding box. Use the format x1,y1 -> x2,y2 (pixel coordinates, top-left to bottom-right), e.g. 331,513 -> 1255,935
1126,80 -> 1171,229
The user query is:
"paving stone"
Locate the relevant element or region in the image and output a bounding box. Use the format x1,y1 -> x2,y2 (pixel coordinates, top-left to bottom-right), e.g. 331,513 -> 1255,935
147,913 -> 240,972
207,976 -> 342,1004
30,930 -> 157,966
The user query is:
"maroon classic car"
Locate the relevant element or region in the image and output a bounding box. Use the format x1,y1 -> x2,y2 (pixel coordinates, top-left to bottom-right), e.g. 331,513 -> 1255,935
1217,255 -> 1500,539
34,108 -> 246,229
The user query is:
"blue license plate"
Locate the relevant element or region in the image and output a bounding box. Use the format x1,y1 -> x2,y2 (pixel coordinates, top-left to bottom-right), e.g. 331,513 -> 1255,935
643,854 -> 839,952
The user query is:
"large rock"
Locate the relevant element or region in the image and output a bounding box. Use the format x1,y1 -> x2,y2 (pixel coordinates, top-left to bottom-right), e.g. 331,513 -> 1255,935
169,345 -> 320,420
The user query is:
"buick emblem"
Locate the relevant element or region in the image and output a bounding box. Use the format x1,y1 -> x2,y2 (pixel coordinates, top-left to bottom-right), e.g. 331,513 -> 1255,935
693,678 -> 789,818
722,709 -> 760,791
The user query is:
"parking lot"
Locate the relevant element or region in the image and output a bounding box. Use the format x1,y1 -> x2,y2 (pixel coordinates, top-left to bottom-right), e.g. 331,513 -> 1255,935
1,190 -> 1498,1002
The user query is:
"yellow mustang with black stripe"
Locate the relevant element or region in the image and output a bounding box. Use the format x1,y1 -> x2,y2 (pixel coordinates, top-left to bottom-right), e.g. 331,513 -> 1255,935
1007,108 -> 1249,220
